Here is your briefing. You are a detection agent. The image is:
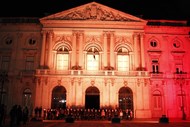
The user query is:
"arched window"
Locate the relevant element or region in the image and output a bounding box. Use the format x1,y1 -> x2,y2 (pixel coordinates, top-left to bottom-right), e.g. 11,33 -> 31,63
87,47 -> 99,70
150,40 -> 157,47
56,46 -> 69,70
173,40 -> 181,48
117,47 -> 129,71
152,90 -> 162,109
23,88 -> 32,108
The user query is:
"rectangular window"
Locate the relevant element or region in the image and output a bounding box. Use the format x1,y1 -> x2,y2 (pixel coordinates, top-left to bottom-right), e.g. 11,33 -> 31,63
117,55 -> 129,71
177,94 -> 186,110
176,64 -> 183,74
153,95 -> 162,109
25,56 -> 34,71
1,56 -> 10,71
87,54 -> 99,70
152,59 -> 159,73
56,54 -> 69,70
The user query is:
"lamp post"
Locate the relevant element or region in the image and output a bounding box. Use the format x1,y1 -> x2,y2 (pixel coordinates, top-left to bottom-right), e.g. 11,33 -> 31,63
0,71 -> 8,105
175,74 -> 186,120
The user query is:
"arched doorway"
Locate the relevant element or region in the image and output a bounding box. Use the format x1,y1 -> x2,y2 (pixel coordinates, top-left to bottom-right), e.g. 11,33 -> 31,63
51,86 -> 66,109
119,87 -> 133,111
23,88 -> 32,116
85,86 -> 100,109
23,88 -> 32,108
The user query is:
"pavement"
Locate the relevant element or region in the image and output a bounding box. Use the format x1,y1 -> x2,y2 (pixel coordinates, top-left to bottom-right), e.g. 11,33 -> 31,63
2,118 -> 190,127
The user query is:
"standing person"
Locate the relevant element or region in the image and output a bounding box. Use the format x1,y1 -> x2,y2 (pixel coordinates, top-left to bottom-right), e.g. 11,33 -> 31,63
101,109 -> 105,120
127,109 -> 131,120
2,105 -> 7,125
0,104 -> 5,127
16,105 -> 22,126
130,110 -> 133,120
22,106 -> 29,125
34,107 -> 38,118
39,106 -> 42,118
119,110 -> 123,120
10,105 -> 17,127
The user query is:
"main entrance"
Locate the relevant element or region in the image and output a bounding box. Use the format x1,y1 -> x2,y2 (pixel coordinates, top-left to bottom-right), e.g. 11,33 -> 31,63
119,87 -> 133,111
51,86 -> 66,109
85,86 -> 100,109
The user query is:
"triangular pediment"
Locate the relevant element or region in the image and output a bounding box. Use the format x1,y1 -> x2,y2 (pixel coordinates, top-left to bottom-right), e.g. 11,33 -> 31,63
40,2 -> 146,22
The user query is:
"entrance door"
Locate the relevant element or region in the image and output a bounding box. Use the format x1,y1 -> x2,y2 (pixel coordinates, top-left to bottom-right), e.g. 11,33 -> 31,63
51,86 -> 66,109
85,86 -> 100,109
119,87 -> 133,110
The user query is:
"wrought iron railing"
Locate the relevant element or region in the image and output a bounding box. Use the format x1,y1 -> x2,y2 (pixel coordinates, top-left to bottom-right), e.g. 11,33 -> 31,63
35,69 -> 149,77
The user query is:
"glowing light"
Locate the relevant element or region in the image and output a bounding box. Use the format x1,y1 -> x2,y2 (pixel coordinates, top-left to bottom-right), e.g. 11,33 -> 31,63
59,99 -> 66,103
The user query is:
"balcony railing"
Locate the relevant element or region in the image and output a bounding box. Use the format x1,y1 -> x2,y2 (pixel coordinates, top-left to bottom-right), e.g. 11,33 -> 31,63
150,72 -> 164,78
20,70 -> 35,76
35,69 -> 149,77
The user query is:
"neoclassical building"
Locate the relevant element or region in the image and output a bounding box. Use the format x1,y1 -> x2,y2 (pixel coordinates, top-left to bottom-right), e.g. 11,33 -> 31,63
0,2 -> 189,119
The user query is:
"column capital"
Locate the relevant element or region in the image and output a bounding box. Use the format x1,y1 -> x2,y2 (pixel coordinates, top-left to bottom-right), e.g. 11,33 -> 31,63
72,30 -> 84,36
78,32 -> 84,36
83,51 -> 87,54
133,32 -> 140,37
103,31 -> 108,37
110,31 -> 115,36
47,31 -> 54,37
41,30 -> 47,35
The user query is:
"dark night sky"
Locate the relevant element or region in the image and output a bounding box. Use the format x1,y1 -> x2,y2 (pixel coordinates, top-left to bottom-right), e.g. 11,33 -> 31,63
0,0 -> 189,20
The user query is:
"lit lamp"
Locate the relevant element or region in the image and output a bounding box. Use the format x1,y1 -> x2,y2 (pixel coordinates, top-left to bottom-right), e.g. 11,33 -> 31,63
0,71 -> 8,105
175,74 -> 186,120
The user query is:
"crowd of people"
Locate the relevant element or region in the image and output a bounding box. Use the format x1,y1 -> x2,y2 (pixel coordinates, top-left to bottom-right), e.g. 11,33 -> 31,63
41,108 -> 133,121
0,104 -> 29,127
0,104 -> 133,126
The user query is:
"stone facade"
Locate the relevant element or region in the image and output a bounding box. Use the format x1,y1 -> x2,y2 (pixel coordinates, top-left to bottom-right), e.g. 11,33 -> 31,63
0,2 -> 189,119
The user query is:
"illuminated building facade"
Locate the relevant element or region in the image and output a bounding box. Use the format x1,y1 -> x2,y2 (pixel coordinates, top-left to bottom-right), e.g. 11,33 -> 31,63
0,2 -> 189,119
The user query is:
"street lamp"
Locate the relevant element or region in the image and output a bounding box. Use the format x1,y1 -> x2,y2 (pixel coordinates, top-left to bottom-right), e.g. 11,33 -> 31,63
175,74 -> 186,120
0,71 -> 8,105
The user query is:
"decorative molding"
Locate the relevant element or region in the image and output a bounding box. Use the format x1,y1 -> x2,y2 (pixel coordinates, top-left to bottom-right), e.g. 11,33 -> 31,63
71,65 -> 82,70
91,79 -> 95,86
45,3 -> 139,22
43,2 -> 142,22
123,81 -> 128,87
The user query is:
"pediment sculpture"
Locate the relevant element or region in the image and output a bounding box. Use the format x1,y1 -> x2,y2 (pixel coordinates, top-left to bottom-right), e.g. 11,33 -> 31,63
46,3 -> 140,22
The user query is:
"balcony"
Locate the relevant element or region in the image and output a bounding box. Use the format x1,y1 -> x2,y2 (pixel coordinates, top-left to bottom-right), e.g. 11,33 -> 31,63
174,72 -> 188,79
20,70 -> 35,77
35,69 -> 149,77
150,72 -> 164,78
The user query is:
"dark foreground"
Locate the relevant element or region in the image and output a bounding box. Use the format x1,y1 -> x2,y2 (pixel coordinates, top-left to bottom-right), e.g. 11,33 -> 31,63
3,119 -> 190,127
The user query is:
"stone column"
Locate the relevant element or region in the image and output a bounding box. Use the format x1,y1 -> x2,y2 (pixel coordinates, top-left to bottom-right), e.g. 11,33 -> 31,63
47,31 -> 53,69
69,51 -> 72,69
35,78 -> 41,107
140,33 -> 145,69
52,51 -> 56,70
40,31 -> 47,68
99,52 -> 103,70
133,33 -> 140,70
71,32 -> 77,68
114,52 -> 117,70
103,32 -> 108,67
78,32 -> 83,67
83,51 -> 87,70
129,52 -> 133,71
110,32 -> 114,68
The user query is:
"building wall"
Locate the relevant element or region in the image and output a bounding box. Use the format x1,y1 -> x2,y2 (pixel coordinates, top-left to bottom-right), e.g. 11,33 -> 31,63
0,13 -> 189,119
